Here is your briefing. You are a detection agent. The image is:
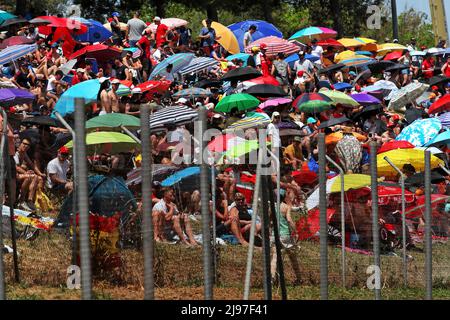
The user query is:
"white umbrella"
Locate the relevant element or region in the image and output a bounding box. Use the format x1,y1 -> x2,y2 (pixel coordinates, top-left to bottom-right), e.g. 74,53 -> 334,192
388,82 -> 429,112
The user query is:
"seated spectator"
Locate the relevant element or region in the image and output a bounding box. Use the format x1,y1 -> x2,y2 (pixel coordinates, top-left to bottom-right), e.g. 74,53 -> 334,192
228,192 -> 261,241
46,146 -> 73,194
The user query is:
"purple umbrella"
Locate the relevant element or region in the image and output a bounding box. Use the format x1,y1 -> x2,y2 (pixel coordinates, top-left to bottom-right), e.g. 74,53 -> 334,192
0,88 -> 35,107
350,93 -> 381,106
438,112 -> 450,128
259,97 -> 292,110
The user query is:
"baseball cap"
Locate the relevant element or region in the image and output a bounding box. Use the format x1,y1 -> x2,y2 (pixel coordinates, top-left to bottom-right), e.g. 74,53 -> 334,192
307,117 -> 317,124
131,87 -> 142,94
76,68 -> 85,73
153,16 -> 161,22
176,98 -> 187,104
59,146 -> 69,154
99,77 -> 110,84
260,43 -> 267,50
349,71 -> 357,76
431,85 -> 439,91
213,113 -> 222,119
112,12 -> 120,17
251,46 -> 260,53
294,136 -> 302,142
111,79 -> 121,84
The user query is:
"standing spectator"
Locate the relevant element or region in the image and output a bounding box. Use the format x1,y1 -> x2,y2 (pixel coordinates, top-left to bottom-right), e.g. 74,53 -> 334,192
97,77 -> 111,115
422,54 -> 435,80
126,11 -> 147,48
441,56 -> 450,78
177,25 -> 191,50
137,29 -> 154,81
153,16 -> 169,49
272,52 -> 291,93
398,49 -> 412,86
255,43 -> 272,76
199,19 -> 219,56
243,25 -> 257,48
293,51 -> 315,75
267,111 -> 281,161
109,79 -> 121,113
310,39 -> 324,67
110,12 -> 123,47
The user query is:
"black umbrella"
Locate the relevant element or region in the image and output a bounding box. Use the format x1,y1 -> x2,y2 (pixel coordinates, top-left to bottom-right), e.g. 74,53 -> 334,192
194,79 -> 222,88
21,116 -> 62,127
352,104 -> 383,120
352,69 -> 372,85
367,60 -> 396,74
318,116 -> 352,129
221,66 -> 262,82
319,63 -> 345,74
405,171 -> 445,186
384,64 -> 409,73
0,17 -> 28,28
427,75 -> 450,87
245,84 -> 286,97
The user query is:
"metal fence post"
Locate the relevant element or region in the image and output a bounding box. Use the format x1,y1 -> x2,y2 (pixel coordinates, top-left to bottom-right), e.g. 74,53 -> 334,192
199,106 -> 213,300
0,110 -> 8,299
318,133 -> 328,300
141,104 -> 154,300
211,166 -> 217,284
370,142 -> 381,300
74,98 -> 92,300
260,175 -> 272,300
424,151 -> 432,300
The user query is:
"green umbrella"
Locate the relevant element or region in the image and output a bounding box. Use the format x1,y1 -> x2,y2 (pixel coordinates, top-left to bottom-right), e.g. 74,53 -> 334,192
220,139 -> 271,164
319,88 -> 359,107
293,92 -> 332,113
215,93 -> 260,113
65,131 -> 139,155
86,113 -> 140,132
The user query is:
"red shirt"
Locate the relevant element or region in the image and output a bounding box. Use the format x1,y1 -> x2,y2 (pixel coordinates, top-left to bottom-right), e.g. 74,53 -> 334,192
137,36 -> 151,59
422,58 -> 434,79
443,63 -> 450,77
155,24 -> 168,48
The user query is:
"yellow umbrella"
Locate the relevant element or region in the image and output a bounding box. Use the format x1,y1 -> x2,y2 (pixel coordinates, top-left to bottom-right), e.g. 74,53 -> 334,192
377,43 -> 407,53
337,38 -> 364,48
103,22 -> 127,32
377,148 -> 444,178
202,20 -> 240,54
334,50 -> 357,62
355,37 -> 377,44
361,43 -> 379,52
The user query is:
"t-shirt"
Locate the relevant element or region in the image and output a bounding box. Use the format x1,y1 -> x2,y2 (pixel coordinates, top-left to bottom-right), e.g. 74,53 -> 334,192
294,59 -> 314,74
284,143 -> 303,161
243,31 -> 253,48
443,63 -> 450,77
267,122 -> 281,148
46,75 -> 58,92
137,36 -> 152,59
127,18 -> 147,41
153,198 -> 178,215
422,59 -> 434,79
155,23 -> 169,48
311,45 -> 323,58
46,157 -> 70,188
199,27 -> 216,47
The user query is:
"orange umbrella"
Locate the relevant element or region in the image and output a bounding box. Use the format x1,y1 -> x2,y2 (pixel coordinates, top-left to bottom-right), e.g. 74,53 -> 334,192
325,131 -> 367,145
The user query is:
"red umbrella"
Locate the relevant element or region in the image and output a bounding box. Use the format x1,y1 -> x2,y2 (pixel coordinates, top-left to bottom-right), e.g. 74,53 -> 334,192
405,194 -> 449,219
0,36 -> 34,49
318,39 -> 344,48
247,75 -> 280,86
36,16 -> 87,35
208,134 -> 241,152
295,208 -> 335,240
136,80 -> 171,94
244,36 -> 300,56
428,94 -> 450,114
378,185 -> 415,206
69,44 -> 122,61
292,162 -> 318,185
383,51 -> 402,61
377,140 -> 415,154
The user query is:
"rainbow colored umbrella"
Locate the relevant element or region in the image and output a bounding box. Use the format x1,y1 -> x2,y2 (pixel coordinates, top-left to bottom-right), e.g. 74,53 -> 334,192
337,38 -> 364,48
293,92 -> 332,113
340,55 -> 375,67
289,26 -> 337,42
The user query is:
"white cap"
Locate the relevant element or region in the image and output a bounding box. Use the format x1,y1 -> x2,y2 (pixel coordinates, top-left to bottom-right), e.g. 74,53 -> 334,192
131,87 -> 142,94
176,97 -> 187,104
111,79 -> 121,84
272,111 -> 280,117
76,68 -> 85,73
213,113 -> 222,119
153,16 -> 161,22
99,77 -> 110,84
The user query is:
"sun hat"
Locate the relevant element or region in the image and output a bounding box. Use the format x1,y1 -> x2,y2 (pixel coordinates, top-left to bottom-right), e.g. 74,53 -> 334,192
99,77 -> 110,84
59,146 -> 69,154
307,117 -> 317,124
176,97 -> 187,104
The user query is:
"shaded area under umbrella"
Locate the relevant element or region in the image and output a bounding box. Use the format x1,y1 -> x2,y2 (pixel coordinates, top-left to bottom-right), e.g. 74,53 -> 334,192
318,116 -> 351,129
221,66 -> 262,82
405,171 -> 446,187
21,116 -> 62,128
0,88 -> 35,107
245,84 -> 287,97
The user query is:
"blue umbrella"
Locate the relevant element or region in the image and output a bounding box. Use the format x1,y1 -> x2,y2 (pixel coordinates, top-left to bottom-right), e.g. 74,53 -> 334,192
226,53 -> 251,66
228,20 -> 283,52
0,88 -> 35,107
355,51 -> 372,56
396,118 -> 442,147
285,53 -> 319,68
333,82 -> 353,91
149,53 -> 195,80
0,44 -> 37,66
74,18 -> 112,43
178,57 -> 219,76
0,10 -> 16,25
424,129 -> 450,147
161,167 -> 200,187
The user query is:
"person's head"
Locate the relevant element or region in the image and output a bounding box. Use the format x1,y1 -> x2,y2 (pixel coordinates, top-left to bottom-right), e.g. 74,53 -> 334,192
111,78 -> 120,90
311,38 -> 318,46
76,68 -> 85,77
259,43 -> 267,53
175,97 -> 187,105
153,16 -> 161,25
249,25 -> 257,34
162,187 -> 175,202
55,70 -> 64,80
205,18 -> 212,28
277,52 -> 285,60
403,49 -> 409,56
134,11 -> 140,18
18,138 -> 31,153
410,38 -> 416,46
112,11 -> 120,20
272,111 -> 281,123
126,50 -> 133,59
234,192 -> 246,208
58,146 -> 70,161
293,135 -> 301,145
307,117 -> 317,127
402,163 -> 416,177
166,63 -> 173,73
393,38 -> 399,44
298,51 -> 305,60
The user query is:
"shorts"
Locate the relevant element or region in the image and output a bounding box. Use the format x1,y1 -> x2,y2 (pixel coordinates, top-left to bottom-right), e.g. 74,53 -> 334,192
216,223 -> 229,237
401,68 -> 410,75
51,183 -> 66,193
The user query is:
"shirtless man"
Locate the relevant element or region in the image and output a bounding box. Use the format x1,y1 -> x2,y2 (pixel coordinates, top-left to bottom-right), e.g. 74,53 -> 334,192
109,79 -> 121,113
98,77 -> 111,115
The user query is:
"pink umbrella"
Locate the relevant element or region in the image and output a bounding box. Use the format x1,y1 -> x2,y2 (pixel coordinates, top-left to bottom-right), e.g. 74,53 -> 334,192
0,36 -> 34,49
244,36 -> 300,56
146,18 -> 188,33
259,97 -> 292,109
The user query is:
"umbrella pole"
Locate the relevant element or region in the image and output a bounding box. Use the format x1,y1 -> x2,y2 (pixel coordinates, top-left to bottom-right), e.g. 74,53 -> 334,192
383,156 -> 407,287
120,125 -> 141,144
326,155 -> 346,288
0,109 -> 8,299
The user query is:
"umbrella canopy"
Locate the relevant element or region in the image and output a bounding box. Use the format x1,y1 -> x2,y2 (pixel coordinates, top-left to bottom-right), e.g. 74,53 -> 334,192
0,44 -> 38,66
172,88 -> 212,99
293,92 -> 332,113
160,166 -> 202,190
306,174 -> 372,210
426,47 -> 446,55
340,55 -> 375,67
136,80 -> 172,94
377,140 -> 415,154
377,43 -> 407,53
60,59 -> 78,75
178,56 -> 219,76
317,116 -> 351,129
424,129 -> 450,147
0,88 -> 35,107
215,93 -> 260,113
226,53 -> 251,67
221,139 -> 264,161
221,66 -> 262,82
21,115 -> 61,127
86,113 -> 140,132
65,131 -> 139,155
259,97 -> 292,110
333,82 -> 353,91
388,82 -> 429,112
405,171 -> 446,186
318,63 -> 346,74
74,18 -> 113,43
208,134 -> 247,153
147,18 -> 188,33
228,20 -> 283,52
352,104 -> 383,120
362,80 -> 398,92
289,26 -> 337,42
405,194 -> 450,219
396,118 -> 442,147
0,36 -> 34,49
325,131 -> 367,145
377,148 -> 444,178
69,44 -> 122,62
383,51 -> 403,61
337,38 -> 364,48
149,105 -> 198,130
319,89 -> 359,107
245,84 -> 287,97
334,50 -> 358,62
367,60 -> 396,74
126,165 -> 180,186
202,20 -> 239,54
224,111 -> 271,132
385,64 -> 409,72
149,53 -> 195,80
318,39 -> 344,47
378,185 -> 415,206
244,36 -> 300,56
428,75 -> 450,87
409,50 -> 426,56
350,93 -> 381,105
246,75 -> 279,86
428,94 -> 450,114
0,10 -> 16,25
354,37 -> 377,44
193,79 -> 222,89
438,111 -> 450,127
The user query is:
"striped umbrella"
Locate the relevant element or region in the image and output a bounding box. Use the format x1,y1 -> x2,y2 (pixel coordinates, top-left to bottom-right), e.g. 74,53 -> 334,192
388,82 -> 429,112
178,57 -> 219,76
0,44 -> 37,66
224,111 -> 271,133
438,112 -> 450,127
149,105 -> 198,130
355,37 -> 377,44
289,26 -> 337,42
293,92 -> 332,113
340,55 -> 375,67
172,88 -> 212,99
0,10 -> 16,25
0,36 -> 34,49
226,53 -> 251,66
149,53 -> 195,80
245,36 -> 300,56
377,43 -> 407,54
146,18 -> 188,33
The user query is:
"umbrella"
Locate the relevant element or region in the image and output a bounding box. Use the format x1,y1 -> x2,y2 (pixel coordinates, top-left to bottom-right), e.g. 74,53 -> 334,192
319,89 -> 359,107
396,118 -> 442,147
244,36 -> 300,56
0,36 -> 34,49
0,88 -> 35,107
355,51 -> 373,56
409,50 -> 426,56
405,171 -> 446,186
385,64 -> 409,72
161,166 -> 200,189
367,60 -> 396,73
388,82 -> 429,112
149,53 -> 195,80
178,57 -> 219,76
202,20 -> 239,54
0,10 -> 16,25
355,37 -> 377,44
245,84 -> 287,97
21,116 -> 61,127
292,162 -> 318,185
149,105 -> 198,130
334,50 -> 358,63
52,79 -> 130,117
424,129 -> 450,147
147,18 -> 188,33
228,20 -> 283,52
224,111 -> 271,132
65,131 -> 139,155
246,75 -> 279,86
362,80 -> 398,92
405,194 -> 450,219
318,38 -> 344,48
73,18 -> 113,43
377,140 -> 415,154
126,165 -> 180,186
259,97 -> 292,110
378,185 -> 415,206
318,63 -> 345,74
352,104 -> 383,120
317,116 -> 351,129
350,93 -> 381,105
0,44 -> 37,66
193,79 -> 222,89
333,82 -> 353,91
428,75 -> 450,87
293,92 -> 332,113
86,113 -> 140,132
337,38 -> 364,48
306,174 -> 372,210
226,53 -> 251,67
208,134 -> 247,152
428,95 -> 450,114
215,93 -> 260,113
377,43 -> 407,53
69,44 -> 122,62
36,16 -> 88,35
221,66 -> 262,82
289,26 -> 337,42
438,111 -> 450,127
137,80 -> 172,94
296,208 -> 336,240
0,17 -> 27,28
377,148 -> 444,178
172,88 -> 212,99
426,47 -> 446,55
325,131 -> 367,145
383,51 -> 403,61
340,55 -> 375,67
60,59 -> 78,75
221,139 -> 267,161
